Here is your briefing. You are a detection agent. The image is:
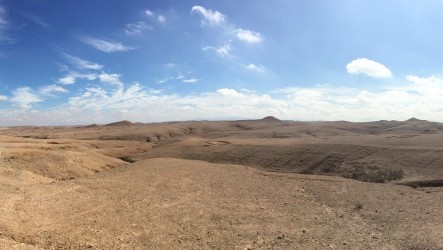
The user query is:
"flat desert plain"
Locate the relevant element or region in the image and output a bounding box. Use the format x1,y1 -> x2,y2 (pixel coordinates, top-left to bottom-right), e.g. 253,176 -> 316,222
0,117 -> 442,249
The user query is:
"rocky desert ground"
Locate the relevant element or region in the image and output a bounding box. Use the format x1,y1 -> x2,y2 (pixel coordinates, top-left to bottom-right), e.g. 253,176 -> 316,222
0,117 -> 442,249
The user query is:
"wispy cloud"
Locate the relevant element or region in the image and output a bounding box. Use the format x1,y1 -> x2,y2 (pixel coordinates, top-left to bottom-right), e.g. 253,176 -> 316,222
176,72 -> 191,80
39,84 -> 68,95
62,53 -> 103,70
21,12 -> 49,29
244,63 -> 266,73
57,75 -> 76,84
346,58 -> 392,78
0,5 -> 6,28
191,6 -> 225,26
216,43 -> 231,57
157,71 -> 195,84
182,78 -> 200,83
234,29 -> 263,43
0,95 -> 7,101
157,77 -> 173,84
57,72 -> 97,85
0,4 -> 14,43
68,84 -> 161,112
145,9 -> 167,24
203,43 -> 231,57
124,21 -> 152,35
79,35 -> 134,53
10,87 -> 42,109
192,5 -> 263,60
99,73 -> 123,88
157,15 -> 166,23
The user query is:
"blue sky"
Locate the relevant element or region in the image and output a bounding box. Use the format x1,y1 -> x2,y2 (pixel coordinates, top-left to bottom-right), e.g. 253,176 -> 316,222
1,0 -> 443,125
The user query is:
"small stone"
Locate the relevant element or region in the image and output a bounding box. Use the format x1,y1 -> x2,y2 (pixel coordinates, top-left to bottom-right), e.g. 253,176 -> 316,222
302,229 -> 307,233
277,234 -> 285,239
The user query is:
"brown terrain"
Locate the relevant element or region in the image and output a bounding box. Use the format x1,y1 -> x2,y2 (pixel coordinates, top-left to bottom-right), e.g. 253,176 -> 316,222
0,117 -> 442,249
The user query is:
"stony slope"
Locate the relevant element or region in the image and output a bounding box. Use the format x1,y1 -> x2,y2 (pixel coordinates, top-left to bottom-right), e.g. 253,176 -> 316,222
1,158 -> 441,249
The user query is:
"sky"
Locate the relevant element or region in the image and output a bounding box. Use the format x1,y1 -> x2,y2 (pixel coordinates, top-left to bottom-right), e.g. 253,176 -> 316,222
1,0 -> 443,125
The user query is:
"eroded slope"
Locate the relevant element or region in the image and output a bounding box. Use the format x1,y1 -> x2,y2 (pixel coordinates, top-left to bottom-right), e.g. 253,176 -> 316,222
0,158 -> 441,249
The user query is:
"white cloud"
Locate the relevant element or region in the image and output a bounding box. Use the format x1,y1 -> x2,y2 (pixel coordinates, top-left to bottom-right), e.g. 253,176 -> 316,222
79,36 -> 134,53
234,29 -> 263,43
99,73 -> 123,88
191,6 -> 264,58
81,73 -> 99,80
63,85 -> 281,123
217,88 -> 244,98
191,6 -> 225,26
203,43 -> 231,58
0,95 -> 7,101
405,74 -> 443,99
62,53 -> 103,70
145,10 -> 154,16
39,84 -> 68,95
157,77 -> 173,84
7,72 -> 443,125
158,15 -> 166,23
244,63 -> 265,73
346,58 -> 392,78
57,73 -> 97,85
165,63 -> 175,68
182,78 -> 200,83
68,84 -> 153,111
124,21 -> 152,35
57,75 -> 76,85
216,43 -> 231,57
10,87 -> 42,109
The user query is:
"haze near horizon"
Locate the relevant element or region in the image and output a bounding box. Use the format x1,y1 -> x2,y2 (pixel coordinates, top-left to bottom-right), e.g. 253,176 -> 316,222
1,0 -> 443,125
